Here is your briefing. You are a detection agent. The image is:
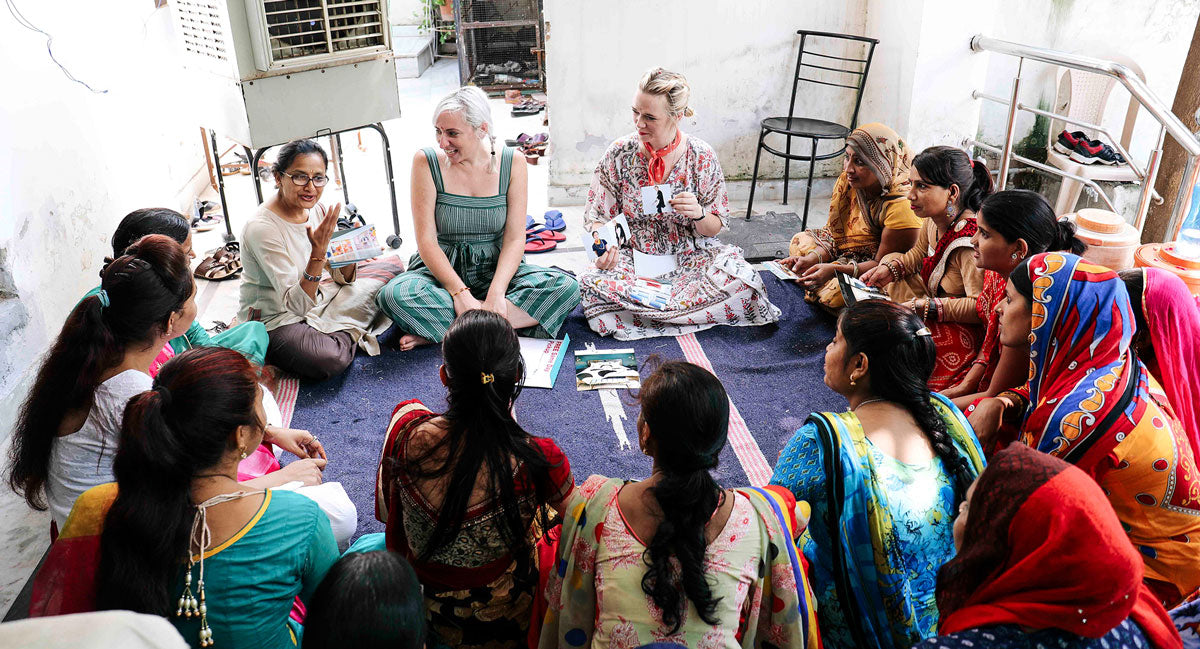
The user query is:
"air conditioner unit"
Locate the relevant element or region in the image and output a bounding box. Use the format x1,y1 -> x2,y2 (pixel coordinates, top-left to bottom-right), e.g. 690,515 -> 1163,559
169,0 -> 401,149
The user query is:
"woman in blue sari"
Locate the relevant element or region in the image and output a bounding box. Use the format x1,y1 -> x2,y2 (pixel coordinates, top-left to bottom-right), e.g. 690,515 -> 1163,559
771,300 -> 985,649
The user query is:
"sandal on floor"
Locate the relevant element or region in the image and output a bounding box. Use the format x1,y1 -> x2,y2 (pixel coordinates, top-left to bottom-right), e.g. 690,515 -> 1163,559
195,242 -> 243,280
191,212 -> 224,232
543,210 -> 566,231
525,233 -> 557,253
535,229 -> 566,242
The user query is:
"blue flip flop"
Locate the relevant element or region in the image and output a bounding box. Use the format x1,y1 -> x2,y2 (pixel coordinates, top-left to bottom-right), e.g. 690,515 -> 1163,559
544,210 -> 566,232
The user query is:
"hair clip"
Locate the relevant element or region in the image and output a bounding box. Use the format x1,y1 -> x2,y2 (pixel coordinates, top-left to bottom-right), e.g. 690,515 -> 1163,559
480,372 -> 494,385
915,326 -> 932,337
96,289 -> 111,309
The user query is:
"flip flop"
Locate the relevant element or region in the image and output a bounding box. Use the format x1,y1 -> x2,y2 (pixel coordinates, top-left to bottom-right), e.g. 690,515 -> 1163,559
525,233 -> 557,253
191,212 -> 224,232
544,210 -> 566,231
528,228 -> 565,243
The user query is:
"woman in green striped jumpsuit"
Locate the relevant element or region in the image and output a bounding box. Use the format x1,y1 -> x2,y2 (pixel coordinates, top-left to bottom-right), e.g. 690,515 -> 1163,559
377,87 -> 579,350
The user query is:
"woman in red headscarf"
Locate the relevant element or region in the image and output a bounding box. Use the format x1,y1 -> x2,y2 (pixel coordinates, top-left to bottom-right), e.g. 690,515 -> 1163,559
925,442 -> 1182,649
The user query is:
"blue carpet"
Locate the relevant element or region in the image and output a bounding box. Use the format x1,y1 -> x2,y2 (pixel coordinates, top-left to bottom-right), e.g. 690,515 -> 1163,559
287,273 -> 843,541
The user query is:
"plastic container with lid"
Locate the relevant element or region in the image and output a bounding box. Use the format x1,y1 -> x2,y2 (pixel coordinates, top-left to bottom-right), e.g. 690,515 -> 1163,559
1134,239 -> 1200,296
1065,209 -> 1140,271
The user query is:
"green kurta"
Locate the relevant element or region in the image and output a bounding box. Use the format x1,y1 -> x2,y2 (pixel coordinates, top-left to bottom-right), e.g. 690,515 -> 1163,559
375,146 -> 580,342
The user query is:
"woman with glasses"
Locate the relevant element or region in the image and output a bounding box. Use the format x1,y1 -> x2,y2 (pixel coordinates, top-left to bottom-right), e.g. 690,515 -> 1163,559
239,139 -> 382,380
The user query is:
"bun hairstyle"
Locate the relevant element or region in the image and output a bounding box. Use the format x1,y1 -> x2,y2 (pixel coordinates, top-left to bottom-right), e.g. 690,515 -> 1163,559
272,139 -> 329,180
96,347 -> 263,614
838,301 -> 975,501
912,146 -> 994,213
433,86 -> 497,154
401,309 -> 555,562
637,360 -> 729,633
7,234 -> 193,510
979,190 -> 1087,256
639,67 -> 695,119
110,208 -> 189,261
302,551 -> 426,649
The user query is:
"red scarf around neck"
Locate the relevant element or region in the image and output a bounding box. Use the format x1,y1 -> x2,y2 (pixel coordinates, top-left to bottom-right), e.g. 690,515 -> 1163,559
644,130 -> 682,185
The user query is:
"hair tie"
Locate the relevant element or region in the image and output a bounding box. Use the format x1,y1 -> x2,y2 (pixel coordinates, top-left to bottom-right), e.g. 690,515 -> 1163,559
915,326 -> 933,337
96,289 -> 111,309
155,385 -> 172,407
480,372 -> 494,385
970,160 -> 976,169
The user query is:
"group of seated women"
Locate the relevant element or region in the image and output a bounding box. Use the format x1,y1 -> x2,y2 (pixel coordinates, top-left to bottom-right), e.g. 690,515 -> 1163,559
8,62 -> 1200,649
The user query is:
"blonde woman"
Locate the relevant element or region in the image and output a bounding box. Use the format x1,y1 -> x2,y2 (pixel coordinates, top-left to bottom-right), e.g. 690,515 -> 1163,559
581,67 -> 780,339
376,86 -> 580,350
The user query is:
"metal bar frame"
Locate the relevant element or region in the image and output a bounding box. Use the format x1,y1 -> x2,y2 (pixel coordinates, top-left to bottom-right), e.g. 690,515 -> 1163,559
971,34 -> 1200,240
969,139 -> 1120,213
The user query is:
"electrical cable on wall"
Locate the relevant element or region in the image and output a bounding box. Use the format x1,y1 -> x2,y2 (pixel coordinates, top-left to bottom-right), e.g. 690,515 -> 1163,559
6,0 -> 109,94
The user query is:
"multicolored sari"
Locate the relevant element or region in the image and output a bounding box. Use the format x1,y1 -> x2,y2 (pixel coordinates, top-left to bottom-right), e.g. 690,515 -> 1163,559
538,475 -> 819,649
770,394 -> 985,649
1019,252 -> 1200,605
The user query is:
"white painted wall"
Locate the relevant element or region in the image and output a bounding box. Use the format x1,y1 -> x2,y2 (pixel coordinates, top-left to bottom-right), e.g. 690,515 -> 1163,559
0,2 -> 204,440
543,0 -> 868,197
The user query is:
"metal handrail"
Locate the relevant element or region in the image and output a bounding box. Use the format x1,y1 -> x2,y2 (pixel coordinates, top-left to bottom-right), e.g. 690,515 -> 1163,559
971,35 -> 1200,240
969,139 -> 1120,213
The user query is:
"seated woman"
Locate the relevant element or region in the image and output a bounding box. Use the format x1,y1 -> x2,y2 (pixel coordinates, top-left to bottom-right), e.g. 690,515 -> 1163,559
770,299 -> 985,649
376,86 -> 579,350
374,309 -> 574,648
302,551 -> 425,649
85,207 -> 269,370
861,147 -> 993,391
580,68 -> 780,339
1122,267 -> 1200,456
240,139 -> 394,381
29,347 -> 339,649
780,122 -> 921,311
925,442 -> 1181,649
947,190 -> 1087,404
970,252 -> 1200,607
541,360 -> 817,649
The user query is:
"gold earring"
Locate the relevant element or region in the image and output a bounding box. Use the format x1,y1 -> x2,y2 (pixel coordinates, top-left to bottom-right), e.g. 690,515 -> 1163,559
850,379 -> 857,387
239,446 -> 247,460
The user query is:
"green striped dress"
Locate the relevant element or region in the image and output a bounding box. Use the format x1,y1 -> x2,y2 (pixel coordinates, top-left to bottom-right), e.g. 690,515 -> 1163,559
376,147 -> 579,342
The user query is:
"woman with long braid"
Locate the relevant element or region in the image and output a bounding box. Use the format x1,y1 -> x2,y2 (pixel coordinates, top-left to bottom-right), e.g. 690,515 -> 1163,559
540,361 -> 818,649
771,300 -> 985,649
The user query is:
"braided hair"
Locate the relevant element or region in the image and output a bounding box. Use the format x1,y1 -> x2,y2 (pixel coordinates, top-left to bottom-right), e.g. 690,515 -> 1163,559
839,300 -> 975,500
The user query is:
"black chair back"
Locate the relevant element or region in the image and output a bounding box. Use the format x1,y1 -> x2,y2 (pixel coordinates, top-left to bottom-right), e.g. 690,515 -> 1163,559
786,30 -> 879,136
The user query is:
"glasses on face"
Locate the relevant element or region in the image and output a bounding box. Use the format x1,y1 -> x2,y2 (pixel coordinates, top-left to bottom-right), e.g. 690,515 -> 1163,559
281,171 -> 329,187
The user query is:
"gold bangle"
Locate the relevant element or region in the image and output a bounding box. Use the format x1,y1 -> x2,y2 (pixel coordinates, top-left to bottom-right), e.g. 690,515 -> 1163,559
450,286 -> 470,298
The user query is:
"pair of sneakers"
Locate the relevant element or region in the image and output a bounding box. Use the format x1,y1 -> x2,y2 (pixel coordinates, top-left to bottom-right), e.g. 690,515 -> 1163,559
1053,130 -> 1126,165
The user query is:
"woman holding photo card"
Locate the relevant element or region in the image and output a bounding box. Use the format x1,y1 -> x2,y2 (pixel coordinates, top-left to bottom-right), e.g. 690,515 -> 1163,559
582,68 -> 780,339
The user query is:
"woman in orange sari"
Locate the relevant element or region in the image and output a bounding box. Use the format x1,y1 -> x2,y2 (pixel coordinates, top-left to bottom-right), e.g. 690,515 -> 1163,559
860,147 -> 993,391
969,252 -> 1200,607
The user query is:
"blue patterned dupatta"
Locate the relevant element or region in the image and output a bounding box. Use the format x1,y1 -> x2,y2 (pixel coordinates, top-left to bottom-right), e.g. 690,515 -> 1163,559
802,393 -> 984,648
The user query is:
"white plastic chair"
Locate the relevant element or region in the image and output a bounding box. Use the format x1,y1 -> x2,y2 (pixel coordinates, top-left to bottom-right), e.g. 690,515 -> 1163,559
1046,55 -> 1145,216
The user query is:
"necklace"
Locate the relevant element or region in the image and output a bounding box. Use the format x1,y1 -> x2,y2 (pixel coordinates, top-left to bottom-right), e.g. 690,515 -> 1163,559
852,397 -> 887,412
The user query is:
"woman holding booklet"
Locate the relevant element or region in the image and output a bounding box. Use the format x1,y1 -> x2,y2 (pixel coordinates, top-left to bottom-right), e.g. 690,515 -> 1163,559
581,67 -> 778,340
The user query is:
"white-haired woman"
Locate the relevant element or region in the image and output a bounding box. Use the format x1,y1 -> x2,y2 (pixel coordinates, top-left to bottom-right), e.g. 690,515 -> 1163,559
582,68 -> 780,339
377,86 -> 580,349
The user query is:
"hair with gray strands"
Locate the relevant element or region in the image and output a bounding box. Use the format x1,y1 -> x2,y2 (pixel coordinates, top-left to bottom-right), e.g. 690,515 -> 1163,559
433,86 -> 496,152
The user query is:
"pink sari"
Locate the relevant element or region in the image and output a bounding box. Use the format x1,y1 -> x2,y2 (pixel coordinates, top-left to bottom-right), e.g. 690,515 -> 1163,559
1143,268 -> 1200,458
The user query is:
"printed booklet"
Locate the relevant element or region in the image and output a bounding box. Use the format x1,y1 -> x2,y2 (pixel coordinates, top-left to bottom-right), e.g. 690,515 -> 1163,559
575,348 -> 640,391
519,334 -> 570,389
326,224 -> 384,268
836,271 -> 891,305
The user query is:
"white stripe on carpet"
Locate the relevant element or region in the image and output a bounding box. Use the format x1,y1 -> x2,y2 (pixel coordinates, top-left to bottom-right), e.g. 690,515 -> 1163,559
276,376 -> 300,428
675,333 -> 772,486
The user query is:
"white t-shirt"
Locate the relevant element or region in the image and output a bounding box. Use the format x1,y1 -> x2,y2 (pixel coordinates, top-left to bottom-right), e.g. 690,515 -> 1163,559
46,369 -> 152,526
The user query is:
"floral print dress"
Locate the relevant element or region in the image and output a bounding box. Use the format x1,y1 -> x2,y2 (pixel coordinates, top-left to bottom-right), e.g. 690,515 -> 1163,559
581,134 -> 780,340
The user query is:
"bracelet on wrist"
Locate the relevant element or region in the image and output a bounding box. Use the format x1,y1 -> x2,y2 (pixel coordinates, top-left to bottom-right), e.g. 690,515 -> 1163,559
450,286 -> 470,298
309,256 -> 325,263
302,269 -> 321,283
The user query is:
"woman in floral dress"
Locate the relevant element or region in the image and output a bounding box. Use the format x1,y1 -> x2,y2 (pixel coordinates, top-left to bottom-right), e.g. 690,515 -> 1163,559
581,68 -> 780,339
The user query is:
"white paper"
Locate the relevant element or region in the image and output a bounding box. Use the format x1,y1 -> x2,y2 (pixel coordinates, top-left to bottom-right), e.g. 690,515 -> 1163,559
581,214 -> 632,262
761,260 -> 800,281
632,249 -> 678,278
640,184 -> 674,215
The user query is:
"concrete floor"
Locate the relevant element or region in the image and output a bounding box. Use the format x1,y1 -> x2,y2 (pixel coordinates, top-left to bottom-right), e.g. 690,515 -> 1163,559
0,56 -> 831,618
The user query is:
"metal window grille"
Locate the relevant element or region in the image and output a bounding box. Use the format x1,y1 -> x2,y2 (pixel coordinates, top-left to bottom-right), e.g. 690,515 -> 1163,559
456,0 -> 544,91
261,0 -> 388,66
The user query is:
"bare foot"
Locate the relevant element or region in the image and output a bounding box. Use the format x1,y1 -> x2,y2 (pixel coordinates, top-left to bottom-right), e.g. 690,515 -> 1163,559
397,333 -> 433,351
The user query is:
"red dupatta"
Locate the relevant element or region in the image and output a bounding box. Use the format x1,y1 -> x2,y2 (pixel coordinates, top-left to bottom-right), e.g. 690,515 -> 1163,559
919,216 -> 978,291
1142,268 -> 1200,458
936,443 -> 1180,648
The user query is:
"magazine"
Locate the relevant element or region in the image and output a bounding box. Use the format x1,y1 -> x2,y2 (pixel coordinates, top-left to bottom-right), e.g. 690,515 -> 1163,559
836,271 -> 891,305
326,224 -> 383,268
519,334 -> 570,389
575,348 -> 640,391
761,260 -> 801,281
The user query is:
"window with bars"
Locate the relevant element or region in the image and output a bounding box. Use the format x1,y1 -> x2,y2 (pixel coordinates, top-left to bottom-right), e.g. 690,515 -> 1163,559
260,0 -> 388,67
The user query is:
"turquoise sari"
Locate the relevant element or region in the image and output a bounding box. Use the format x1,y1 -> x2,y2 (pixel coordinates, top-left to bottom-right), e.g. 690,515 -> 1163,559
770,393 -> 985,649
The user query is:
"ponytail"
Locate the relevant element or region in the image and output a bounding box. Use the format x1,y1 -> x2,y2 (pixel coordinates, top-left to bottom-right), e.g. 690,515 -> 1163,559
1054,219 -> 1088,256
7,234 -> 192,510
401,310 -> 555,562
637,360 -> 729,632
839,301 -> 975,502
97,347 -> 261,614
913,146 -> 994,214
